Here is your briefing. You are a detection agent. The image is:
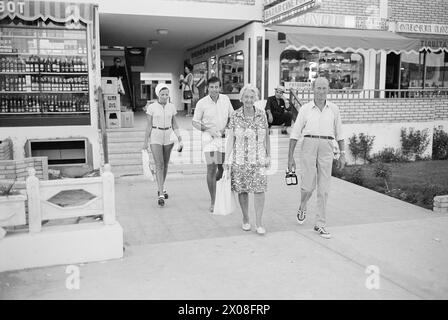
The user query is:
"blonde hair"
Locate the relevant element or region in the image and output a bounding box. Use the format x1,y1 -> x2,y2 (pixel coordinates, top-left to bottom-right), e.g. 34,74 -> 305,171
239,84 -> 260,102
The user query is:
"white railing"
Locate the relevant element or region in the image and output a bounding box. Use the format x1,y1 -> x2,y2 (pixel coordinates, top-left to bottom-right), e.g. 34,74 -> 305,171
291,88 -> 448,100
24,164 -> 116,234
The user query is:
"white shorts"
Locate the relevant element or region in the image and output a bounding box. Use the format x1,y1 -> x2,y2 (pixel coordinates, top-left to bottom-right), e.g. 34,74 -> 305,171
202,135 -> 226,153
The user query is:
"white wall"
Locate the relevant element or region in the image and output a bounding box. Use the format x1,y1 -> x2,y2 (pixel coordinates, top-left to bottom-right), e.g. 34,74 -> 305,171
342,121 -> 436,164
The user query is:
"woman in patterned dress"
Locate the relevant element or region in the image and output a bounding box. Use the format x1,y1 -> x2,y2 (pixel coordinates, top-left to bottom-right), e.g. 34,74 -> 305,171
224,85 -> 271,235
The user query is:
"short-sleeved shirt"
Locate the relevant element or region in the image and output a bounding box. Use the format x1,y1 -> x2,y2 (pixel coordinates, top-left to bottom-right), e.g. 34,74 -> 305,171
146,101 -> 177,145
290,100 -> 343,141
193,94 -> 234,152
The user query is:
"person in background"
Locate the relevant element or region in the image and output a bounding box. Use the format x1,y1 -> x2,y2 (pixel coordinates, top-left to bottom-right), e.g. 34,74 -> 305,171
225,84 -> 270,235
109,57 -> 126,79
195,70 -> 207,100
192,70 -> 207,113
180,63 -> 194,117
287,77 -> 346,239
192,77 -> 233,212
143,83 -> 183,207
265,85 -> 293,134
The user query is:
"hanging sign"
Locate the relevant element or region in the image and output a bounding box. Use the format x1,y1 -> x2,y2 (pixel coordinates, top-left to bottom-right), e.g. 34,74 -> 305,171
0,0 -> 94,23
264,0 -> 321,26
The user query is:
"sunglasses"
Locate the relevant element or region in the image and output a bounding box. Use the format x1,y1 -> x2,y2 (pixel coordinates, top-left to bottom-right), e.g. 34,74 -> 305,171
275,90 -> 284,93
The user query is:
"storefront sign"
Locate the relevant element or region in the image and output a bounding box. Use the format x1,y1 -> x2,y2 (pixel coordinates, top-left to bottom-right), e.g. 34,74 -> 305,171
0,1 -> 25,14
0,0 -> 94,23
264,0 -> 320,26
282,13 -> 388,30
396,22 -> 448,35
284,81 -> 311,91
419,39 -> 448,51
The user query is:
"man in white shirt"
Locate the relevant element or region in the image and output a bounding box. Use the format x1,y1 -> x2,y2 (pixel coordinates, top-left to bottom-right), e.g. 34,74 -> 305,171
287,77 -> 346,239
192,77 -> 234,212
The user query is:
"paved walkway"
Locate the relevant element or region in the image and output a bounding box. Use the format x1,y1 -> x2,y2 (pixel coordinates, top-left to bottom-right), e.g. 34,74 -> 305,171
1,172 -> 447,299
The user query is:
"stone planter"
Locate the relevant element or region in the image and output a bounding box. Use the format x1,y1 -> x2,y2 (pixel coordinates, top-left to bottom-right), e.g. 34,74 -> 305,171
0,194 -> 26,230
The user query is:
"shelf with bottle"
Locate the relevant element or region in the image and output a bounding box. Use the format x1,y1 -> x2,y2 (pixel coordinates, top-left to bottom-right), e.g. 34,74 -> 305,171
0,75 -> 89,92
0,95 -> 90,114
0,56 -> 88,73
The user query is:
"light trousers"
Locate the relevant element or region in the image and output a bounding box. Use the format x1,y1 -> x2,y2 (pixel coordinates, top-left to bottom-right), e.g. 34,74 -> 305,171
299,137 -> 334,227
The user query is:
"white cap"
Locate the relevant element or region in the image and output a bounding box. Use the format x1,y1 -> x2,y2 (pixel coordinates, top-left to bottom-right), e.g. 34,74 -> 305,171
155,83 -> 170,97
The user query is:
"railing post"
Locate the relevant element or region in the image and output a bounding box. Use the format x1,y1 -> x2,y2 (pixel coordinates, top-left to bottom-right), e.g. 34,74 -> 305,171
102,164 -> 116,225
26,168 -> 41,234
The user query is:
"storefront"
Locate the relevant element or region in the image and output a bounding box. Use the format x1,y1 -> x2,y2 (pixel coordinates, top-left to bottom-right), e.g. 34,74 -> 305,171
0,0 -> 101,173
265,25 -> 420,97
392,23 -> 448,92
189,21 -> 265,108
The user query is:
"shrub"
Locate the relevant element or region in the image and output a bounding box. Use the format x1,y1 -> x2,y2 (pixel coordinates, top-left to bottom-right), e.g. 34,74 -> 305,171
371,147 -> 406,163
433,128 -> 448,160
348,133 -> 375,164
346,167 -> 364,186
0,179 -> 19,196
373,162 -> 392,192
400,127 -> 430,160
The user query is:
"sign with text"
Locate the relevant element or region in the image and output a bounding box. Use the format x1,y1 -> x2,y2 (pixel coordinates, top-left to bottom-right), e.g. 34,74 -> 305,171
284,81 -> 311,91
396,22 -> 448,35
264,0 -> 320,26
282,13 -> 388,30
0,0 -> 94,23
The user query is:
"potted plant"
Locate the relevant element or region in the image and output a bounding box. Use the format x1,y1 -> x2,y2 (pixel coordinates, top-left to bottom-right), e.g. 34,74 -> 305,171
0,179 -> 26,238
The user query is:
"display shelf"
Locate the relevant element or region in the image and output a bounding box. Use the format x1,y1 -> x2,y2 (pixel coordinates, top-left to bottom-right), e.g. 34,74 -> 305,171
0,52 -> 87,57
0,72 -> 87,75
0,112 -> 90,115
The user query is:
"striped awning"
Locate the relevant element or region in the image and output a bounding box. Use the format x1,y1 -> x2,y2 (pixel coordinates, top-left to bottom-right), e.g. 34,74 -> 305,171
271,25 -> 421,54
0,0 -> 95,24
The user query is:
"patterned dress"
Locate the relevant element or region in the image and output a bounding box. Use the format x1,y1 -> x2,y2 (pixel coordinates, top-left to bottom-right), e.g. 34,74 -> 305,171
228,106 -> 268,193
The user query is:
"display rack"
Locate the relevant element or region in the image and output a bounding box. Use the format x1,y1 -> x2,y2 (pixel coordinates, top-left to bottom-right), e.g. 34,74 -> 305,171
0,24 -> 90,126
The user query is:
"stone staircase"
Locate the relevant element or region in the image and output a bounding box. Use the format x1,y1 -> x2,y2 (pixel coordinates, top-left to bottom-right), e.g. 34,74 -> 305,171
99,128 -> 299,177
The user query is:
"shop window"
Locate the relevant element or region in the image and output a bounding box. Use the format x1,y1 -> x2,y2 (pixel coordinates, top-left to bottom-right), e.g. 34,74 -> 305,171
280,50 -> 364,90
424,51 -> 447,88
400,52 -> 424,89
219,51 -> 244,94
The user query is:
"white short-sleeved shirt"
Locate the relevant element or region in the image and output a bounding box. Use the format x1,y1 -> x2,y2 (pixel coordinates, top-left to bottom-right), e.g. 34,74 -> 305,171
146,101 -> 177,145
290,100 -> 343,141
193,94 -> 234,152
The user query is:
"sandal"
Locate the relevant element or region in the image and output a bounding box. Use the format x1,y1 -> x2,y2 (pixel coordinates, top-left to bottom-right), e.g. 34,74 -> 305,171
158,195 -> 165,207
158,190 -> 169,199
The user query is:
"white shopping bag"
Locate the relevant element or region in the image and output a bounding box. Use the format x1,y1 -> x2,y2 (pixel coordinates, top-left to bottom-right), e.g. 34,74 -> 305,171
212,170 -> 236,215
141,149 -> 155,181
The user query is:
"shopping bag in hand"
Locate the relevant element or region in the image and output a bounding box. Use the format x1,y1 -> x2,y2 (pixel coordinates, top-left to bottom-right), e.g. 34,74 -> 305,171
212,170 -> 235,215
141,149 -> 155,181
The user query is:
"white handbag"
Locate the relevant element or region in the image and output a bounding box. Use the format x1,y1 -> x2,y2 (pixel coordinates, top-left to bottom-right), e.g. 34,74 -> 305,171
141,149 -> 155,181
212,170 -> 236,215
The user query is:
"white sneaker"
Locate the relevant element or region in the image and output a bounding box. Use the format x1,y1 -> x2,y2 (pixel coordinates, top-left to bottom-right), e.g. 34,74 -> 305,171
242,223 -> 251,231
256,226 -> 266,235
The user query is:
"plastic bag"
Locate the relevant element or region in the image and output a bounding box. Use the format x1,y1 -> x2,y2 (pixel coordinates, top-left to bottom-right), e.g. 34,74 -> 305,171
141,149 -> 155,181
212,170 -> 236,215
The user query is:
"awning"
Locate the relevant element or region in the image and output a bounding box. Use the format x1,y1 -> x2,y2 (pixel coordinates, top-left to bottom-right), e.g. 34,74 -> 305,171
0,0 -> 95,24
397,33 -> 448,52
271,26 -> 421,54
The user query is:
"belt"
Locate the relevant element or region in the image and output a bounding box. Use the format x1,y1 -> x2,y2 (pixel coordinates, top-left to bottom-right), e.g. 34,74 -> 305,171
304,135 -> 334,140
152,126 -> 171,130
